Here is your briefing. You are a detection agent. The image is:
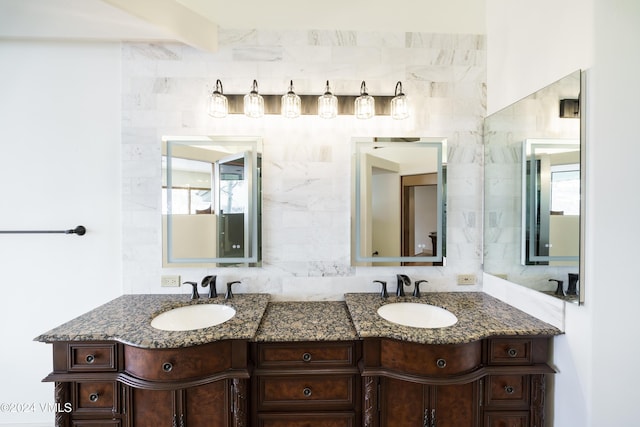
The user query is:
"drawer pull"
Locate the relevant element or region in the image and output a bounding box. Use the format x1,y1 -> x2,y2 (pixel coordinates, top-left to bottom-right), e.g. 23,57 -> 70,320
436,358 -> 447,368
89,393 -> 99,402
85,354 -> 95,364
302,352 -> 312,362
504,385 -> 515,394
507,348 -> 518,357
162,362 -> 173,372
302,387 -> 312,397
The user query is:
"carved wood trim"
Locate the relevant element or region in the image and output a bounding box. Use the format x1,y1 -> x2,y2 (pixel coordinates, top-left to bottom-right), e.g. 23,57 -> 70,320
531,374 -> 546,427
54,382 -> 69,427
232,378 -> 248,427
363,375 -> 378,427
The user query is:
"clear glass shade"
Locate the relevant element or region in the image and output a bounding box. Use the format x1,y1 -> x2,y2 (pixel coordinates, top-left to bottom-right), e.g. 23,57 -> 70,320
244,80 -> 264,118
391,93 -> 409,120
318,81 -> 338,119
208,80 -> 228,118
281,81 -> 301,118
355,81 -> 375,119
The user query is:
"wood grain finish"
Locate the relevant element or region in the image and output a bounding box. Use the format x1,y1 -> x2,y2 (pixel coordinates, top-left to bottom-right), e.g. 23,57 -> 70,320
256,342 -> 355,369
69,344 -> 117,372
256,412 -> 355,427
124,341 -> 232,381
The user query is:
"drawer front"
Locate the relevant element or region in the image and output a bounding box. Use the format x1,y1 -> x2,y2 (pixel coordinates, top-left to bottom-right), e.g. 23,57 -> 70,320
483,410 -> 530,427
380,339 -> 482,376
485,375 -> 530,408
72,421 -> 122,427
257,413 -> 355,427
257,375 -> 355,411
69,343 -> 117,372
257,342 -> 356,369
488,339 -> 533,365
73,381 -> 119,413
124,342 -> 231,381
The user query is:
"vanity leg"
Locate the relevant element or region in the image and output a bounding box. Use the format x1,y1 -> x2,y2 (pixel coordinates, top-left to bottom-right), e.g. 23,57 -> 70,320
363,375 -> 379,427
54,382 -> 69,427
231,378 -> 247,427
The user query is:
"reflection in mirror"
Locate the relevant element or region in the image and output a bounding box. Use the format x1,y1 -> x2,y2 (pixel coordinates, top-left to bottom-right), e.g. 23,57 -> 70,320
352,137 -> 447,266
523,139 -> 580,266
162,136 -> 262,267
483,70 -> 584,303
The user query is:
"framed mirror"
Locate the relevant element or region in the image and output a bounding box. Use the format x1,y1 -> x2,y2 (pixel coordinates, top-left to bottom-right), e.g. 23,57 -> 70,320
162,136 -> 262,267
352,137 -> 447,266
484,70 -> 584,303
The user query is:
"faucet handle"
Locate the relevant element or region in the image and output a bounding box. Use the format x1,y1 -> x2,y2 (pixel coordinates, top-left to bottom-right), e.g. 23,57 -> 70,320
225,281 -> 241,300
373,280 -> 388,298
201,275 -> 217,298
549,279 -> 565,296
183,281 -> 199,300
413,280 -> 428,297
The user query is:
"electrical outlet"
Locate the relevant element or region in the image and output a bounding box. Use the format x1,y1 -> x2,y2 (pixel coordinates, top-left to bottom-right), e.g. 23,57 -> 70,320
457,274 -> 477,285
161,275 -> 181,287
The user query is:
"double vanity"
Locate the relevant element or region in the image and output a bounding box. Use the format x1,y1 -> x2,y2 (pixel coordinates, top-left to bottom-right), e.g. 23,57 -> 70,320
36,292 -> 560,427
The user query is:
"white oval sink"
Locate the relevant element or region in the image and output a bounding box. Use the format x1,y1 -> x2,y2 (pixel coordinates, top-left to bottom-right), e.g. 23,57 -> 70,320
377,303 -> 458,328
151,304 -> 236,331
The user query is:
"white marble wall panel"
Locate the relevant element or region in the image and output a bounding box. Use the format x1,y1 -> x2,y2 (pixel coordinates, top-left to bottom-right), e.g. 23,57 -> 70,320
121,29 -> 486,299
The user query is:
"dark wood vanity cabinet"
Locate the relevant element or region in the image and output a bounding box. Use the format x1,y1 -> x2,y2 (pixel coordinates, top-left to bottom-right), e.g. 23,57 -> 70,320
251,341 -> 362,427
362,336 -> 554,427
44,340 -> 249,427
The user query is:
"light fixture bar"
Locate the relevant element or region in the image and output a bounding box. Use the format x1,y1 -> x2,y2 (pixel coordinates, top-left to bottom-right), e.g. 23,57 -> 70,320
223,94 -> 396,115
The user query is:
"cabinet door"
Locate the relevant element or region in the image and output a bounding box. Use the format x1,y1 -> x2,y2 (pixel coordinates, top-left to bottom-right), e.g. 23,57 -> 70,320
182,381 -> 229,427
380,377 -> 425,427
431,383 -> 477,427
129,388 -> 175,427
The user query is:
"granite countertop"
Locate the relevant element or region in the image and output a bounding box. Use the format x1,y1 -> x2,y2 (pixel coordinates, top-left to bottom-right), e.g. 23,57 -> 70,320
345,292 -> 562,345
34,294 -> 270,349
254,301 -> 358,342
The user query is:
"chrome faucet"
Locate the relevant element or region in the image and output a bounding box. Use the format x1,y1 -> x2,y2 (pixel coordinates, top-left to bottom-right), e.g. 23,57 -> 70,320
201,275 -> 217,298
396,274 -> 411,297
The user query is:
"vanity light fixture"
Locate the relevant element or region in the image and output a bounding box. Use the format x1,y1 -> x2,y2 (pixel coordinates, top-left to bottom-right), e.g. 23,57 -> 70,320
318,80 -> 338,119
208,79 -> 228,118
244,80 -> 264,118
354,81 -> 375,119
281,80 -> 301,118
391,81 -> 409,120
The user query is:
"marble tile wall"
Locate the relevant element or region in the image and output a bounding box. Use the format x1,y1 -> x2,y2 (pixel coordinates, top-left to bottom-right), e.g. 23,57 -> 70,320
121,29 -> 486,299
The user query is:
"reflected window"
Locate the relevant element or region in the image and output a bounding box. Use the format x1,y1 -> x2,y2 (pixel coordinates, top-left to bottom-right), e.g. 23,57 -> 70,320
550,164 -> 580,215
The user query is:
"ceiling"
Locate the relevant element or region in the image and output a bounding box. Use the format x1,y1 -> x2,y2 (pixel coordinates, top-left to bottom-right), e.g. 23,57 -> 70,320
0,0 -> 486,52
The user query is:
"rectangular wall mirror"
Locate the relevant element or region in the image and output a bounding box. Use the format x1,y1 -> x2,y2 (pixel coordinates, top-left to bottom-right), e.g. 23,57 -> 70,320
484,70 -> 584,303
162,136 -> 262,267
352,137 -> 447,266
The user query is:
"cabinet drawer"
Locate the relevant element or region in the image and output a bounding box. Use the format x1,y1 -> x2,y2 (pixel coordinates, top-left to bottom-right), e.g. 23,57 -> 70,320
380,339 -> 481,376
485,375 -> 530,408
488,338 -> 534,365
257,412 -> 355,427
124,342 -> 231,381
69,343 -> 117,372
257,374 -> 355,411
73,381 -> 119,413
257,342 -> 356,369
483,410 -> 530,427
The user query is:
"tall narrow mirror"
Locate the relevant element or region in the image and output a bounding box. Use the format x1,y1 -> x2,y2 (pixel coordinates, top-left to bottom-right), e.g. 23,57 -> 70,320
484,70 -> 584,303
162,136 -> 262,267
352,137 -> 447,266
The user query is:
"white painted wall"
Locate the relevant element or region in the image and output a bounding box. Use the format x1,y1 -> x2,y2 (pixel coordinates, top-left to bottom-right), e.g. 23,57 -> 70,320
486,0 -> 640,425
0,41 -> 123,426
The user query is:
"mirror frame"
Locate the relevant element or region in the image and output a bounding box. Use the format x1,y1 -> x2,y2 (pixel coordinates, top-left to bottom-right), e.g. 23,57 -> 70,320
162,135 -> 262,267
352,137 -> 447,265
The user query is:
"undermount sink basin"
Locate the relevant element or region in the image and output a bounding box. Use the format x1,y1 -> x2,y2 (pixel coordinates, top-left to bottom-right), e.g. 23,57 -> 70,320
377,302 -> 458,328
151,304 -> 236,331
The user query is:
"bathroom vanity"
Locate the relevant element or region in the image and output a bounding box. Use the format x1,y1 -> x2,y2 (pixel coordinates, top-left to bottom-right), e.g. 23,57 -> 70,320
36,293 -> 560,427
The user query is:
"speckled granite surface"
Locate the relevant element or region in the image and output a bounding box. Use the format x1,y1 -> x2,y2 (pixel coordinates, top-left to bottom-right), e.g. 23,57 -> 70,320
34,294 -> 270,349
345,292 -> 562,344
255,301 -> 358,342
